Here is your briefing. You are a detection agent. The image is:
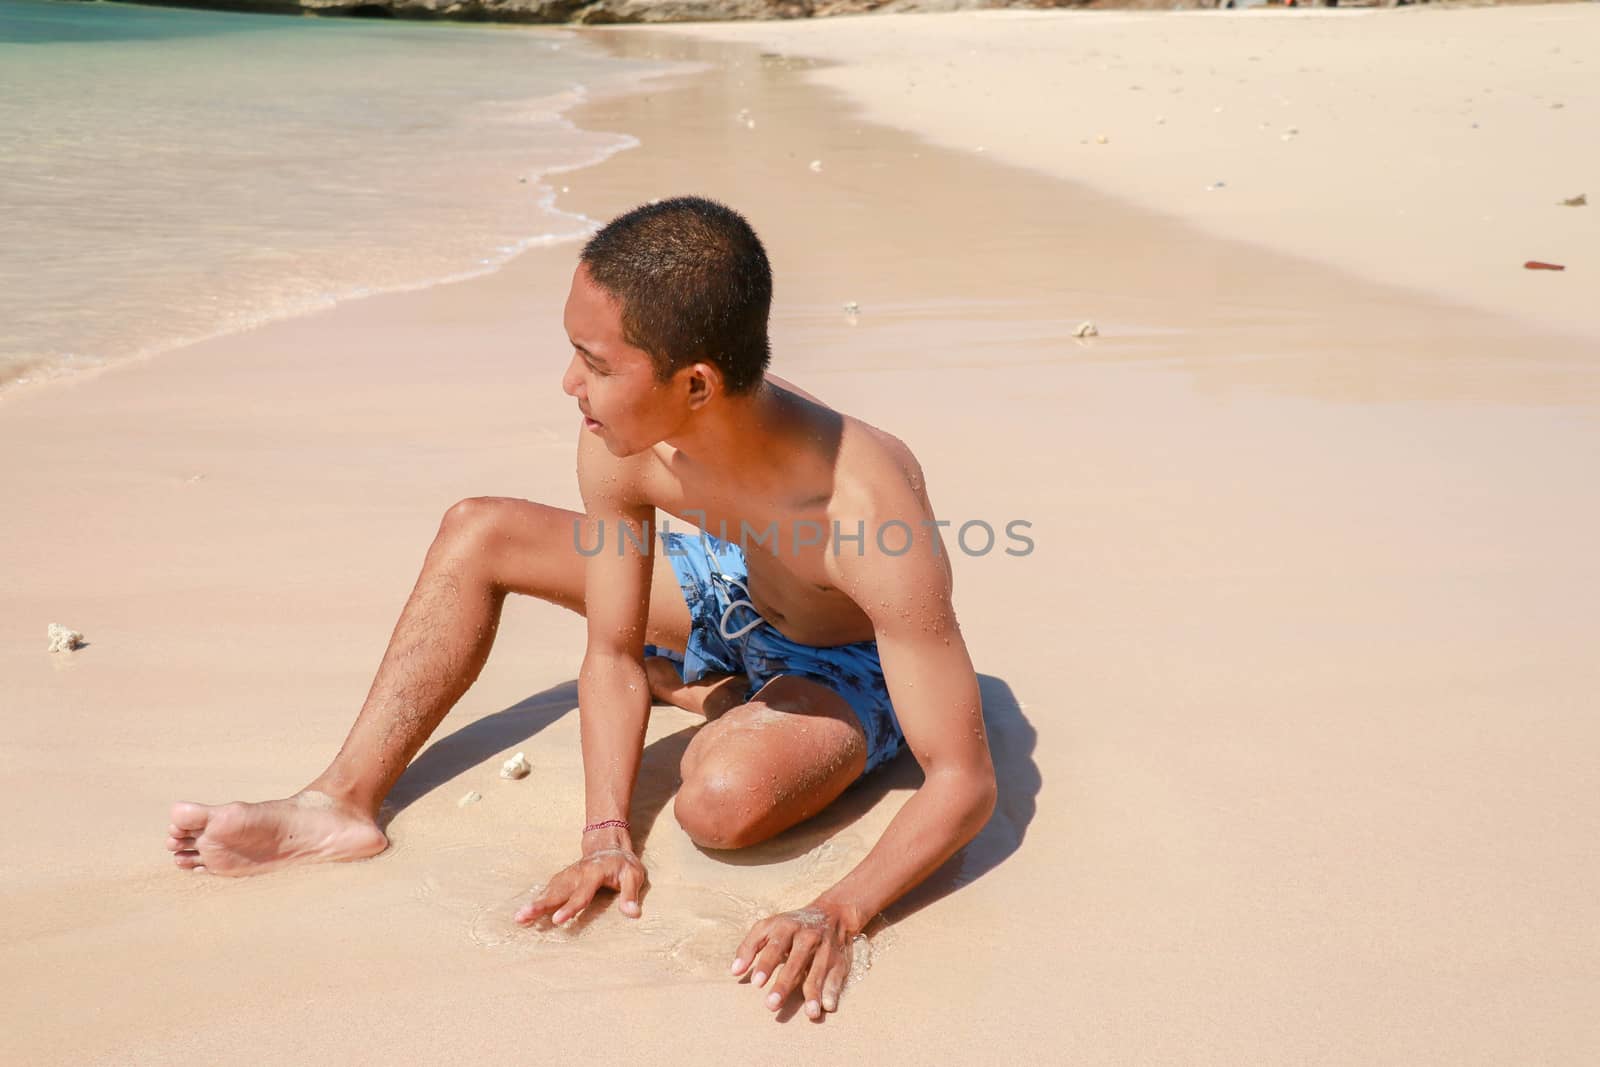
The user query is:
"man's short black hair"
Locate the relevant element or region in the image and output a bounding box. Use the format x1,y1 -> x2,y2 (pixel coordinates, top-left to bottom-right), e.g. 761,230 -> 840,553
580,196 -> 772,395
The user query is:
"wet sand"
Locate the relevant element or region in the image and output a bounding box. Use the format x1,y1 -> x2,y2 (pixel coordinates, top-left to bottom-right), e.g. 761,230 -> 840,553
1,10 -> 1596,1064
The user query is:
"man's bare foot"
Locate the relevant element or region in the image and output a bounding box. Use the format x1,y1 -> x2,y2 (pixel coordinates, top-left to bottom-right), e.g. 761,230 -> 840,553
165,790 -> 388,876
645,657 -> 749,720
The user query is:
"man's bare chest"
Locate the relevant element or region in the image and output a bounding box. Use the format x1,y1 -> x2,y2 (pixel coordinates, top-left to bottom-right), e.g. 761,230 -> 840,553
645,467 -> 874,643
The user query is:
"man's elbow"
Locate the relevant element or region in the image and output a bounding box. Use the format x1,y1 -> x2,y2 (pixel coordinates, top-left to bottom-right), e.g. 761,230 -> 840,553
969,764 -> 998,829
932,760 -> 997,836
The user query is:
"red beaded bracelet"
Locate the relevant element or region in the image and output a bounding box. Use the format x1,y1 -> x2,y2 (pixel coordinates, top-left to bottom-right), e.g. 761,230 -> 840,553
583,818 -> 630,833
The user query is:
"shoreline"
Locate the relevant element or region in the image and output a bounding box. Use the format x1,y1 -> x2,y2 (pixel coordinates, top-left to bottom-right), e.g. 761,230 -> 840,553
2,14 -> 1596,1065
1,115 -> 627,400
0,8 -> 694,400
16,6 -> 1594,403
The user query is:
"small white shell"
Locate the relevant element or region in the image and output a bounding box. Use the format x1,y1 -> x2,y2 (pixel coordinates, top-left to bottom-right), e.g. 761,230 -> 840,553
458,790 -> 483,808
842,301 -> 861,315
47,623 -> 85,653
500,752 -> 531,780
808,159 -> 823,173
1073,321 -> 1099,338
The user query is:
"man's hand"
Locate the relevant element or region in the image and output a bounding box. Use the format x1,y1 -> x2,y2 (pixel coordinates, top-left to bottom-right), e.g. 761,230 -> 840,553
515,847 -> 646,925
730,902 -> 854,1020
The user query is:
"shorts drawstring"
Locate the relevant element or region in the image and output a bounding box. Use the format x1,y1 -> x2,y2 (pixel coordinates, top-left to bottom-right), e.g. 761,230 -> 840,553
717,573 -> 766,640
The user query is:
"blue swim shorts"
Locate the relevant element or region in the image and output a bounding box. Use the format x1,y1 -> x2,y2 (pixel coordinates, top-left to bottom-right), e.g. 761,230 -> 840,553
643,530 -> 906,776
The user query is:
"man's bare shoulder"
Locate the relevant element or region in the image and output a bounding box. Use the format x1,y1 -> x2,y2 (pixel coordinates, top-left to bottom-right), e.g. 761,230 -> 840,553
826,413 -> 956,626
765,373 -> 928,517
829,413 -> 932,522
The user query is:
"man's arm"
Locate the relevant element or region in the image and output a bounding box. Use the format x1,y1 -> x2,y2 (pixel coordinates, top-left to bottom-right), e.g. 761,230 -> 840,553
516,431 -> 654,925
574,431 -> 656,847
733,448 -> 997,1015
813,556 -> 995,932
816,506 -> 997,930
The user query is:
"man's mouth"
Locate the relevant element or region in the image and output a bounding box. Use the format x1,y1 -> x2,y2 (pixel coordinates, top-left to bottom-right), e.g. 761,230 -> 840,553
581,410 -> 602,429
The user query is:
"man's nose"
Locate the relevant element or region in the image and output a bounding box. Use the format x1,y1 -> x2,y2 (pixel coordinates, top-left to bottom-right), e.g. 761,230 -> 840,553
561,356 -> 583,398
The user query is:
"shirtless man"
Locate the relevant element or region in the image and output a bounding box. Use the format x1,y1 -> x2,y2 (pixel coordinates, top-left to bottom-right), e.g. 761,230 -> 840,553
165,197 -> 996,1021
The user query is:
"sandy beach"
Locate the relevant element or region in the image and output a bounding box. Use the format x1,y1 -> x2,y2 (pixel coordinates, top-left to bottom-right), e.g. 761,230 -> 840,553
2,7 -> 1596,1064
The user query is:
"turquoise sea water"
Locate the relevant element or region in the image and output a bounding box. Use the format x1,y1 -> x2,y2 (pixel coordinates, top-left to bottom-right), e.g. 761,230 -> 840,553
0,0 -> 659,388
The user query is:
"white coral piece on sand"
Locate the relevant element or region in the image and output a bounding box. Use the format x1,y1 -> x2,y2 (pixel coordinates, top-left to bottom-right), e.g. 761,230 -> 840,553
500,752 -> 531,780
809,159 -> 823,173
47,623 -> 84,653
1073,321 -> 1099,338
458,790 -> 482,808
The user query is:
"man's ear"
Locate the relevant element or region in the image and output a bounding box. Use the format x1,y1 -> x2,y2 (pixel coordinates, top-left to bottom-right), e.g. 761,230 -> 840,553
684,362 -> 723,410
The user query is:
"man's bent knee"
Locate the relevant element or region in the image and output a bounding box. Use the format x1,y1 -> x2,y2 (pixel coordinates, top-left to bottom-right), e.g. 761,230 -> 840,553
438,496 -> 509,543
674,765 -> 771,851
435,497 -> 557,575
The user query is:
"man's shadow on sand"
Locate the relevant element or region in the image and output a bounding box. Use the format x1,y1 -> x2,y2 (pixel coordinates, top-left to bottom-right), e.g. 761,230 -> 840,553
381,673 -> 1037,921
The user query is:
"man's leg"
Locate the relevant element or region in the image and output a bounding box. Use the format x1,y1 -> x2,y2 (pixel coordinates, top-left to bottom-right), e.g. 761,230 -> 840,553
672,675 -> 870,851
164,496 -> 693,876
642,657 -> 751,721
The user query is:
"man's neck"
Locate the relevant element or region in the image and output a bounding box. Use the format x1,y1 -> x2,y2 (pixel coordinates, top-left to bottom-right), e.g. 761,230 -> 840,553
661,380 -> 797,485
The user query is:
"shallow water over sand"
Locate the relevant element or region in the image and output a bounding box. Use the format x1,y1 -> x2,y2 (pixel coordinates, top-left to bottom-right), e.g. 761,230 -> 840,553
0,0 -> 663,388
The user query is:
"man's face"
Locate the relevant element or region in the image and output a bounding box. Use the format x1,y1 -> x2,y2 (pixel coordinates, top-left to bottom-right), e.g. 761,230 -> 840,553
561,264 -> 683,456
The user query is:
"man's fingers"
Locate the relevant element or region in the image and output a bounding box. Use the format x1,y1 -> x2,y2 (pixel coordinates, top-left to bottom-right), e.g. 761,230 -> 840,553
801,943 -> 836,1020
820,950 -> 851,1014
552,873 -> 603,925
748,929 -> 793,990
515,882 -> 564,925
765,931 -> 819,1012
618,864 -> 644,918
731,921 -> 771,977
516,899 -> 559,925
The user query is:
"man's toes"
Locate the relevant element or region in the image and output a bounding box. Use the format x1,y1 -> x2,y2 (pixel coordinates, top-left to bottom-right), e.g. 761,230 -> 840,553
174,851 -> 203,870
166,835 -> 195,853
169,801 -> 211,834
